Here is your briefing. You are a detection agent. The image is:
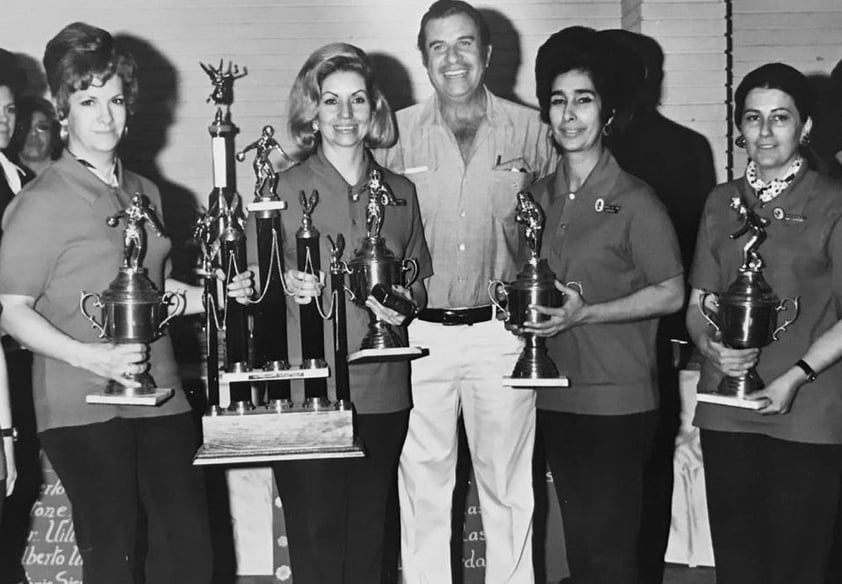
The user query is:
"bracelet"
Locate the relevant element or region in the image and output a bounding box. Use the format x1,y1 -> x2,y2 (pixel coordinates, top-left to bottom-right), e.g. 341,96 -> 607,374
794,359 -> 817,383
1,427 -> 17,441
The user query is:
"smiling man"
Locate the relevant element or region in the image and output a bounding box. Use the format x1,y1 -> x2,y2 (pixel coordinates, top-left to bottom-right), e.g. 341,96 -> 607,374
376,2 -> 556,582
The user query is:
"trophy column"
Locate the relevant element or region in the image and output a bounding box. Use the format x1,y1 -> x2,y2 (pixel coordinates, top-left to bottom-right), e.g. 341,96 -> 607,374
329,235 -> 351,410
297,192 -> 330,409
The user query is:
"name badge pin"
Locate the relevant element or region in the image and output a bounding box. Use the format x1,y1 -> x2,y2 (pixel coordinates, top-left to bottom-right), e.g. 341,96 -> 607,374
772,207 -> 805,222
594,198 -> 620,214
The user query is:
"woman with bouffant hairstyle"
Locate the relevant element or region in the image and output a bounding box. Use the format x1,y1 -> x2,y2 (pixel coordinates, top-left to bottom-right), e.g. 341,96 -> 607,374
287,42 -> 395,154
0,22 -> 222,583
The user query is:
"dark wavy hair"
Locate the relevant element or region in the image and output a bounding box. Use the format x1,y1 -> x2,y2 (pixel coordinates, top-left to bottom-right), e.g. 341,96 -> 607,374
43,22 -> 138,119
416,0 -> 491,66
535,26 -> 619,126
734,62 -> 815,125
10,96 -> 61,161
288,43 -> 395,155
0,48 -> 26,97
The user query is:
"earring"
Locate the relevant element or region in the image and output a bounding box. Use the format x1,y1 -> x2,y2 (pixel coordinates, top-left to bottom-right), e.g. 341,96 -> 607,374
311,120 -> 319,133
800,132 -> 811,147
59,122 -> 68,143
735,135 -> 746,148
602,122 -> 612,137
122,125 -> 129,139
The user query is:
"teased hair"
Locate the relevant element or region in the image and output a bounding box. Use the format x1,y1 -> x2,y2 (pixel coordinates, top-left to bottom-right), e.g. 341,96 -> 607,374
43,22 -> 137,119
288,42 -> 395,155
535,26 -> 620,125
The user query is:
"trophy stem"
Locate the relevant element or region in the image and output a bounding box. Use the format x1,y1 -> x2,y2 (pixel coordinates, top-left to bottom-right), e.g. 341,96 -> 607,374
511,336 -> 561,379
360,312 -> 404,350
720,367 -> 764,399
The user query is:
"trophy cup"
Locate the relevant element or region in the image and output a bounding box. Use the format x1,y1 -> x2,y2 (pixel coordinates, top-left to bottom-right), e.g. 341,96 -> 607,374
80,194 -> 186,406
345,169 -> 424,364
697,196 -> 800,408
488,191 -> 569,388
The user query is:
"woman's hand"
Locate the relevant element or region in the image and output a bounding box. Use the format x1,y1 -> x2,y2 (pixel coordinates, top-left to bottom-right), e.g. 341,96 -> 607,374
284,269 -> 324,305
223,269 -> 256,305
748,368 -> 804,415
366,285 -> 415,326
3,436 -> 15,496
76,342 -> 149,388
696,329 -> 759,378
520,281 -> 587,337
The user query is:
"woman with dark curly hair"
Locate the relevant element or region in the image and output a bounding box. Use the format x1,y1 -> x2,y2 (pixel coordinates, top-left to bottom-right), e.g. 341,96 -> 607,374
10,96 -> 60,176
523,27 -> 684,584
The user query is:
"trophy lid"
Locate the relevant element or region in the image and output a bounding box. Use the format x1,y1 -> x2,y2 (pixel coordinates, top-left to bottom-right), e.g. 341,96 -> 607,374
510,257 -> 558,290
350,236 -> 397,264
721,269 -> 779,306
101,268 -> 162,303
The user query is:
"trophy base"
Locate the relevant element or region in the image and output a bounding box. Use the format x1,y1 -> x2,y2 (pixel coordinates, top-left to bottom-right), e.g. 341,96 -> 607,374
696,391 -> 764,410
502,376 -> 570,389
194,407 -> 364,465
348,346 -> 428,364
220,364 -> 330,384
86,386 -> 174,406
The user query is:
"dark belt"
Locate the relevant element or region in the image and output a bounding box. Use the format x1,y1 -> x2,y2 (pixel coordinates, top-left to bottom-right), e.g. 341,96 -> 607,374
417,306 -> 494,326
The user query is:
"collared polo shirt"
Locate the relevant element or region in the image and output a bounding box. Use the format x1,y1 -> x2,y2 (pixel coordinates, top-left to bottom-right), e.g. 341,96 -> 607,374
269,149 -> 432,414
532,150 -> 683,415
0,152 -> 188,432
375,88 -> 557,308
691,167 -> 842,444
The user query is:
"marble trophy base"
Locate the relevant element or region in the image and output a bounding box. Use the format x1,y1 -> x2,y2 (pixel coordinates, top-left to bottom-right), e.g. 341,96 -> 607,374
195,406 -> 364,465
502,341 -> 569,388
348,346 -> 428,364
219,363 -> 330,384
86,376 -> 174,406
696,391 -> 764,410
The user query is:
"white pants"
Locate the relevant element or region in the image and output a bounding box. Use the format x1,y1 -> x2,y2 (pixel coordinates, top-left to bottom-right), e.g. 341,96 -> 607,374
399,319 -> 536,584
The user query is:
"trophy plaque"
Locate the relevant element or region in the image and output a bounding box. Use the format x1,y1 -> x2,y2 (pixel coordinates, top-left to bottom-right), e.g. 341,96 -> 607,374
81,194 -> 186,406
345,169 -> 425,364
697,196 -> 799,409
489,191 -> 569,388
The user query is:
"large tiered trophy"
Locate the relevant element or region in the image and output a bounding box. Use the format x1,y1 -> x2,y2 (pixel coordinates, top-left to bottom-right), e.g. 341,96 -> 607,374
80,194 -> 186,405
193,60 -> 361,463
697,196 -> 800,408
344,169 -> 425,364
488,191 -> 569,388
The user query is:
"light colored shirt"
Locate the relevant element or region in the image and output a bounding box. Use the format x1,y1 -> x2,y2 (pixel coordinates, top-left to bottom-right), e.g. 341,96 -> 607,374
375,88 -> 557,308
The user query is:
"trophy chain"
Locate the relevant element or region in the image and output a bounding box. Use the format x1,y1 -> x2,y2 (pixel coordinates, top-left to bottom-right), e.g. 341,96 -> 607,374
192,60 -> 425,464
697,195 -> 800,409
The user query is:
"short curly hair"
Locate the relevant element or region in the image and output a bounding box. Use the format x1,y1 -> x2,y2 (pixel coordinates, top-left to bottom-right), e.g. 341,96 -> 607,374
288,43 -> 395,155
534,26 -> 619,126
43,22 -> 138,119
0,48 -> 26,97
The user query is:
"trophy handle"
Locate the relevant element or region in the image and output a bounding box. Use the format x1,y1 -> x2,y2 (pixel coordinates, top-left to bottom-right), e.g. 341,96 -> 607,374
159,290 -> 187,332
402,258 -> 419,288
487,280 -> 509,320
772,296 -> 800,341
79,291 -> 107,339
698,291 -> 721,333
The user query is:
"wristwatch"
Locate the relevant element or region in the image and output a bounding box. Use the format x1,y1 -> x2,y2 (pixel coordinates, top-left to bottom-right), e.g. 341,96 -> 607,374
1,427 -> 17,441
794,359 -> 817,383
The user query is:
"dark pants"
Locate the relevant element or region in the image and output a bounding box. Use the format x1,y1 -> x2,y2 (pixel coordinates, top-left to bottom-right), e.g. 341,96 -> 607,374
0,347 -> 41,584
539,409 -> 657,584
702,430 -> 842,584
272,410 -> 409,584
39,412 -> 212,584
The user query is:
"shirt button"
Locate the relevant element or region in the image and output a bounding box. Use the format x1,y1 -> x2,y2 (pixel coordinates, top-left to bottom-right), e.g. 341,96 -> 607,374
560,223 -> 567,230
568,193 -> 576,200
458,243 -> 466,252
351,219 -> 357,226
460,210 -> 467,218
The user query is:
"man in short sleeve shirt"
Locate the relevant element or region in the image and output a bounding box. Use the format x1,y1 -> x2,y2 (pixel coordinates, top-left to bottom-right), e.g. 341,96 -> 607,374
375,2 -> 557,582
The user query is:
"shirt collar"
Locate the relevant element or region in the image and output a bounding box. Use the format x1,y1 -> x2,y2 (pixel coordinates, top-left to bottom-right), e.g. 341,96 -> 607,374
552,147 -> 619,203
0,150 -> 24,195
417,87 -> 513,130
